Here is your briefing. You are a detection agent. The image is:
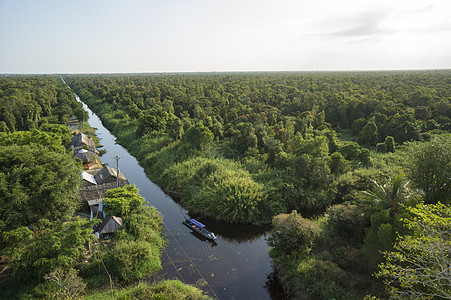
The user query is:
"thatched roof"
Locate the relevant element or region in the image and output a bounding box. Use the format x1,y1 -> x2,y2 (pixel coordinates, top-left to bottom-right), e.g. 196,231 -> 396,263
94,165 -> 129,185
87,199 -> 103,206
79,181 -> 129,202
70,133 -> 96,148
74,149 -> 97,164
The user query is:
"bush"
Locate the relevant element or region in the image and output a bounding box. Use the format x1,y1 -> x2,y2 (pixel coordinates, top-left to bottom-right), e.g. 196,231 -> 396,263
384,136 -> 395,152
2,217 -> 97,280
376,142 -> 386,153
103,185 -> 146,218
189,171 -> 264,223
115,280 -> 210,300
161,156 -> 265,223
326,204 -> 368,245
181,123 -> 214,152
376,136 -> 395,153
362,211 -> 396,268
404,134 -> 451,204
0,144 -> 82,231
276,256 -> 359,300
338,141 -> 361,160
110,239 -> 161,282
358,117 -> 379,145
119,206 -> 163,244
330,152 -> 350,175
267,211 -> 322,259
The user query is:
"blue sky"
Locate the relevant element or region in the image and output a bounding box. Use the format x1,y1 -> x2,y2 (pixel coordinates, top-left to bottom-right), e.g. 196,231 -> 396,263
1,0 -> 450,73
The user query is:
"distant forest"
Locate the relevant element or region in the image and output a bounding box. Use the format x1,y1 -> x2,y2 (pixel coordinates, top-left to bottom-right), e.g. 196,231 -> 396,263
64,71 -> 450,223
0,76 -> 86,132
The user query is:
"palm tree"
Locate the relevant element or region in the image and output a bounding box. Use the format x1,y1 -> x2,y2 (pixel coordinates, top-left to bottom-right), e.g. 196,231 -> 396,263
360,174 -> 423,217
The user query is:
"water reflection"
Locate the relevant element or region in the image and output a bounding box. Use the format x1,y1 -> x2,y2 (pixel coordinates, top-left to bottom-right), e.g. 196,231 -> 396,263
191,216 -> 272,243
265,272 -> 291,300
211,223 -> 271,243
188,231 -> 218,247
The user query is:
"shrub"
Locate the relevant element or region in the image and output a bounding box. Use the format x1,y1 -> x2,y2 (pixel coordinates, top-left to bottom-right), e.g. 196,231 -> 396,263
160,156 -> 265,223
277,256 -> 358,300
117,280 -> 210,300
330,152 -> 350,175
2,217 -> 97,280
110,239 -> 161,282
267,211 -> 322,259
338,141 -> 361,160
119,206 -> 163,244
404,134 -> 451,204
103,185 -> 146,218
358,117 -> 379,145
181,123 -> 214,152
326,204 -> 368,246
189,171 -> 264,223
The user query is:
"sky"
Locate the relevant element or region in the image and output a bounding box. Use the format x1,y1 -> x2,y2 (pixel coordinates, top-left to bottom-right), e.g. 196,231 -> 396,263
0,0 -> 450,73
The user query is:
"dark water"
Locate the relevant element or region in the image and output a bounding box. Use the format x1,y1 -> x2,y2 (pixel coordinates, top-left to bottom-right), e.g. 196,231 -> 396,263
69,87 -> 286,300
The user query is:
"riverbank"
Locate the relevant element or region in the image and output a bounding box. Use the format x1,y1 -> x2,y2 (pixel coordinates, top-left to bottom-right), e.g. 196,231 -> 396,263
68,85 -> 286,299
60,85 -> 216,299
65,85 -> 284,225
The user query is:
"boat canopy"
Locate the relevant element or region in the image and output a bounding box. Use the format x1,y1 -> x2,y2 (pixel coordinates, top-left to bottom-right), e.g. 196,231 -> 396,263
190,219 -> 205,228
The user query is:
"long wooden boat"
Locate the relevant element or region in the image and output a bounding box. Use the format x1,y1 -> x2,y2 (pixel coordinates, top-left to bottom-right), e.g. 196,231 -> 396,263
183,218 -> 217,240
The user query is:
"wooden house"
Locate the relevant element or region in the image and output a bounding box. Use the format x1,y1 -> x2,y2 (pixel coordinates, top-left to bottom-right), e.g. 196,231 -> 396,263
79,180 -> 129,216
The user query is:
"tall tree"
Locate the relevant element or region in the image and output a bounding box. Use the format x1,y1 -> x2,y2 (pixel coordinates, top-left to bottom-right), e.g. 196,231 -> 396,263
360,174 -> 422,217
3,217 -> 96,279
103,184 -> 146,218
0,144 -> 81,231
377,203 -> 451,299
405,134 -> 451,204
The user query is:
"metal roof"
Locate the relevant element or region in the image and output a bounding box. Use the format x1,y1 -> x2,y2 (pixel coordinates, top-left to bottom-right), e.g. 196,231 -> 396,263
87,199 -> 103,206
81,171 -> 97,185
190,219 -> 206,228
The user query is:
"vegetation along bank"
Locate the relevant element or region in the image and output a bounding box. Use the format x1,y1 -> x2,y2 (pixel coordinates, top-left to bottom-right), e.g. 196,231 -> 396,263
64,71 -> 451,299
0,75 -> 212,299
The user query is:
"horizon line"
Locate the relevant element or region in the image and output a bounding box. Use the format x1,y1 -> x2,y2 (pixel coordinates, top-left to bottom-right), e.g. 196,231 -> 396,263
1,68 -> 451,76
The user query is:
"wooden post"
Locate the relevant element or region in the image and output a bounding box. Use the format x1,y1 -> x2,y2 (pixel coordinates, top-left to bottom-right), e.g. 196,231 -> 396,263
113,156 -> 121,188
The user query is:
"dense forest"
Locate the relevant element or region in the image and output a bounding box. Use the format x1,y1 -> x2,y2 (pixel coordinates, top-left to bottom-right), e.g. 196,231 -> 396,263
65,71 -> 450,221
0,72 -> 450,299
0,76 -> 87,132
64,71 -> 451,299
0,76 -> 210,299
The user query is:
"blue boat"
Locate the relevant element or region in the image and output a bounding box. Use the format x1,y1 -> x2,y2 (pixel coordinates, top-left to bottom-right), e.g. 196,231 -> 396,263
183,218 -> 217,240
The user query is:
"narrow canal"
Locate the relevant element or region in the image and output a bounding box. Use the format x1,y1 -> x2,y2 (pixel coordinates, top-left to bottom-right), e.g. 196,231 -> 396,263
68,86 -> 286,299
